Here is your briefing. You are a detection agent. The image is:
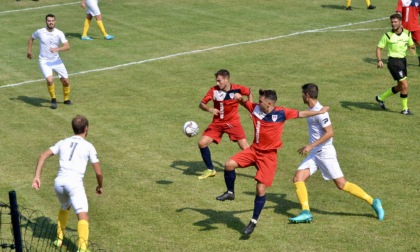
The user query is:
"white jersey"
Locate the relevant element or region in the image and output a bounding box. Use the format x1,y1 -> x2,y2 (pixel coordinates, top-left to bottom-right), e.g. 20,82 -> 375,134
306,101 -> 333,152
32,27 -> 68,61
50,135 -> 99,182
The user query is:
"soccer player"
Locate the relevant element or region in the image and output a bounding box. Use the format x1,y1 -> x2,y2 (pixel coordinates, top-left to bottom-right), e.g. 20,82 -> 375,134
27,14 -> 72,109
345,0 -> 376,10
288,83 -> 384,224
376,13 -> 416,115
197,69 -> 252,179
32,115 -> 103,252
396,0 -> 420,65
80,0 -> 114,40
215,89 -> 329,235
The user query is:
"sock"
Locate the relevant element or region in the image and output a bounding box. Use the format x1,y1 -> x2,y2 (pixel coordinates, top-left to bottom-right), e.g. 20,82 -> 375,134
77,220 -> 89,251
224,170 -> 236,193
48,84 -> 56,99
346,0 -> 351,7
82,19 -> 91,37
400,94 -> 408,110
379,87 -> 395,101
342,182 -> 373,205
96,20 -> 108,36
199,147 -> 213,170
63,86 -> 70,101
294,182 -> 310,211
56,210 -> 69,240
252,195 -> 266,221
365,0 -> 371,6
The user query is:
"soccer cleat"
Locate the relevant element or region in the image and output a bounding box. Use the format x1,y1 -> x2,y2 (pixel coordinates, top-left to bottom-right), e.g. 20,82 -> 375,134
243,221 -> 257,235
53,239 -> 62,248
51,98 -> 57,109
372,198 -> 384,220
375,96 -> 386,110
81,36 -> 93,41
104,35 -> 115,40
198,169 -> 216,179
367,5 -> 376,9
345,6 -> 352,10
216,191 -> 235,201
289,210 -> 313,224
64,100 -> 73,105
401,109 -> 413,115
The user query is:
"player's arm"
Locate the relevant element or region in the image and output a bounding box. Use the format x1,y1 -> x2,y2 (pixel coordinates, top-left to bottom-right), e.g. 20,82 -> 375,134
81,0 -> 86,9
32,149 -> 54,190
233,93 -> 248,106
27,37 -> 35,59
299,106 -> 329,118
199,102 -> 219,115
376,46 -> 384,68
298,125 -> 334,155
50,41 -> 70,53
92,162 -> 104,195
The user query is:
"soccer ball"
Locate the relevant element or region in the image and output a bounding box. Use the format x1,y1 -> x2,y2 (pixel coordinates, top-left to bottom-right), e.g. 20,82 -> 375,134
183,121 -> 199,137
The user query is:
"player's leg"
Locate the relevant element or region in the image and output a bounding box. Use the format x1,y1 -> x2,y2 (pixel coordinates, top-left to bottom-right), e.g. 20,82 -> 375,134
215,158 -> 238,201
40,60 -> 57,108
81,14 -> 93,40
345,0 -> 352,10
243,182 -> 267,235
197,125 -> 221,179
53,184 -> 71,247
70,185 -> 90,251
289,166 -> 313,223
398,79 -> 412,115
54,61 -> 72,105
376,58 -> 401,109
76,212 -> 90,252
365,0 -> 376,9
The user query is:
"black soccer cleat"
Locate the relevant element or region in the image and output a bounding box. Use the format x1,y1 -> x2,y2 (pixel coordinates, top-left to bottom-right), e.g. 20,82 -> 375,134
375,96 -> 386,110
51,98 -> 57,109
243,221 -> 256,235
346,6 -> 352,10
401,109 -> 413,115
216,191 -> 235,201
64,100 -> 73,105
367,5 -> 376,9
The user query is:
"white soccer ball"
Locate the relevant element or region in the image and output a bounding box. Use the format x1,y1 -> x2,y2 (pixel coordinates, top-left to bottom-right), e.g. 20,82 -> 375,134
183,121 -> 199,137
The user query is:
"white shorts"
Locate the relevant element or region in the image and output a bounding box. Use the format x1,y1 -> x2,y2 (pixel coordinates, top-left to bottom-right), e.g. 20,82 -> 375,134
297,147 -> 344,180
54,177 -> 88,214
39,58 -> 68,79
85,0 -> 101,16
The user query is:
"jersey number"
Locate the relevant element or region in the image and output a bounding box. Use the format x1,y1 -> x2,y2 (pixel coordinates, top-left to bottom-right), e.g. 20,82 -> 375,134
69,142 -> 78,161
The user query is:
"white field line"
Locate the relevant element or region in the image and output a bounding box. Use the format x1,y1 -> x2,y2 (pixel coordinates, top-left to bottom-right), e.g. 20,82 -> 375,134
0,2 -> 79,15
1,17 -> 387,89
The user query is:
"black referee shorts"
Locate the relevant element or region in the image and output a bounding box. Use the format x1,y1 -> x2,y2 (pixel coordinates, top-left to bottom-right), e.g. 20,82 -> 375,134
387,57 -> 407,81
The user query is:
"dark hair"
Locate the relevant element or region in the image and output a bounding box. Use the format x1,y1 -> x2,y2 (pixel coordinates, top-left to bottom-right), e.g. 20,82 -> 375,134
214,69 -> 230,78
72,115 -> 89,134
45,14 -> 55,21
301,83 -> 318,99
390,13 -> 402,21
259,89 -> 277,103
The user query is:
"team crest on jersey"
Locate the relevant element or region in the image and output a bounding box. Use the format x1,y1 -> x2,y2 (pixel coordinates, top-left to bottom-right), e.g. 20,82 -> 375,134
272,115 -> 278,122
229,93 -> 235,99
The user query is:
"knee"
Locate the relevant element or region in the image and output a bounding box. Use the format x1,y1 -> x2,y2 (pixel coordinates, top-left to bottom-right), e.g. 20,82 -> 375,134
224,160 -> 237,171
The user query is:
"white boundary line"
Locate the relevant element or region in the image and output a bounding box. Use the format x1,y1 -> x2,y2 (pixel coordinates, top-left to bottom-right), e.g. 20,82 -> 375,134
1,17 -> 387,89
0,2 -> 79,15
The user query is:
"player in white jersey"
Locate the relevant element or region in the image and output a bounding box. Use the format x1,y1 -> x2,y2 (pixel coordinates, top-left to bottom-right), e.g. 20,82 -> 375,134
27,14 -> 72,109
80,0 -> 114,40
32,115 -> 103,252
288,83 -> 384,224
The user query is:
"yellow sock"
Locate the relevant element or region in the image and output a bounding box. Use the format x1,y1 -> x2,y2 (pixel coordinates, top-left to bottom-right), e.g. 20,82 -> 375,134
343,182 -> 373,205
48,84 -> 56,99
57,210 -> 69,240
82,19 -> 91,37
77,220 -> 89,251
295,182 -> 310,211
365,0 -> 371,6
63,86 -> 70,101
346,0 -> 352,7
96,20 -> 108,36
379,88 -> 394,101
401,96 -> 408,110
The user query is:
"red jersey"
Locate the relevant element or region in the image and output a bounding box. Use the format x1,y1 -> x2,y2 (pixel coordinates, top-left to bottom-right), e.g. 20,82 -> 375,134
396,0 -> 420,31
245,101 -> 299,151
201,84 -> 251,123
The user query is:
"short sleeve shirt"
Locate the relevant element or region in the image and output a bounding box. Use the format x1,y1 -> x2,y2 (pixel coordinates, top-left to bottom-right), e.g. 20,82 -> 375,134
377,29 -> 414,58
306,101 -> 333,153
32,27 -> 68,61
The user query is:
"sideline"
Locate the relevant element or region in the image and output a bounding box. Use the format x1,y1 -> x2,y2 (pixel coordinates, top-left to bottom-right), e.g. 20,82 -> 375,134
1,17 -> 387,89
0,2 -> 79,15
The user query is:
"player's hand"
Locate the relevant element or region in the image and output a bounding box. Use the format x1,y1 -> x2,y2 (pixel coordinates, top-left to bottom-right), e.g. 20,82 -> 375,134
298,145 -> 312,155
27,52 -> 33,59
320,106 -> 329,113
377,61 -> 384,68
81,2 -> 86,9
209,108 -> 220,115
96,186 -> 103,195
50,47 -> 59,53
234,93 -> 243,100
32,177 -> 41,190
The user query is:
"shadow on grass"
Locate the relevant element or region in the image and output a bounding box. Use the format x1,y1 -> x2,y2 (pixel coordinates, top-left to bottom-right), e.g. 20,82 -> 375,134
65,32 -> 82,39
170,160 -> 255,179
340,100 -> 403,114
321,4 -> 345,10
10,96 -> 50,107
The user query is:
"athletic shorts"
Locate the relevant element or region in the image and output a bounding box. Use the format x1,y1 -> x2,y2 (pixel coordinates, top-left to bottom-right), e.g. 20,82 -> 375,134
387,57 -> 407,81
54,177 -> 88,214
297,147 -> 344,180
412,30 -> 420,43
202,120 -> 246,144
231,146 -> 278,187
39,58 -> 69,79
85,0 -> 101,16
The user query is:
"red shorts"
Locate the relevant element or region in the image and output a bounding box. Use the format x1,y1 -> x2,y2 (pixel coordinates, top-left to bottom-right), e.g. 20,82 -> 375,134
230,146 -> 278,186
203,121 -> 246,144
412,30 -> 420,43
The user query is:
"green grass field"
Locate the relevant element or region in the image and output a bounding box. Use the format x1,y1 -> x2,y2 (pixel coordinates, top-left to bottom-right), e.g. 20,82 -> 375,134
1,0 -> 419,251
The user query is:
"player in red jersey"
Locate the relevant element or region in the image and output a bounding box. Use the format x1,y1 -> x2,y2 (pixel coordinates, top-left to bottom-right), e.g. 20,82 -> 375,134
397,0 -> 420,65
197,69 -> 253,179
215,89 -> 329,235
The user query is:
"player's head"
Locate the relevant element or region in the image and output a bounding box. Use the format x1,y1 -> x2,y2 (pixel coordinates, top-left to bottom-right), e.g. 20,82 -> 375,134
390,13 -> 402,31
215,69 -> 230,90
45,14 -> 56,30
72,115 -> 89,135
301,83 -> 318,102
258,89 -> 277,113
